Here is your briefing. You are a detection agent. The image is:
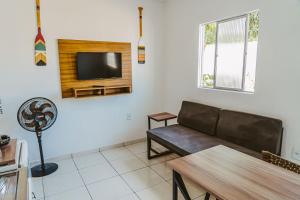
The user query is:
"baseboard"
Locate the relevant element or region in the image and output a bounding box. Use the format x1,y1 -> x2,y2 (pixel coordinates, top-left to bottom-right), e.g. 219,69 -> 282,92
30,137 -> 146,166
99,137 -> 146,151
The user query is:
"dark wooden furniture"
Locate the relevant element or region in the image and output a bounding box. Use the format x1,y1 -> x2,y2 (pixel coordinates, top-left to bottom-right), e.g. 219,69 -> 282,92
147,112 -> 177,159
0,139 -> 17,166
147,101 -> 283,160
168,145 -> 300,200
148,112 -> 177,129
262,151 -> 300,174
58,39 -> 132,98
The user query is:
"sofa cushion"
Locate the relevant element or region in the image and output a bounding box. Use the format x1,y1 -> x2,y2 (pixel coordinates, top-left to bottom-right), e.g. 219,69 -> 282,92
216,110 -> 283,155
177,101 -> 220,135
147,124 -> 261,158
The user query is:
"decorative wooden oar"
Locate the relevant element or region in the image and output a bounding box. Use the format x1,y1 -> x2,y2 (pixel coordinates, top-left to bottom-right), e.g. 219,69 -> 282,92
35,0 -> 47,66
138,7 -> 145,64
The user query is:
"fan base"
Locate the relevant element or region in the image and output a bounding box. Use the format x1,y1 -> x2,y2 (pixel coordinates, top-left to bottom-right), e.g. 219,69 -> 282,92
31,163 -> 58,177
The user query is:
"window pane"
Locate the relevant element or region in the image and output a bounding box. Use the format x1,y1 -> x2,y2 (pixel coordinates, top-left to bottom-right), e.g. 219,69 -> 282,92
200,23 -> 216,88
245,11 -> 259,92
215,17 -> 246,89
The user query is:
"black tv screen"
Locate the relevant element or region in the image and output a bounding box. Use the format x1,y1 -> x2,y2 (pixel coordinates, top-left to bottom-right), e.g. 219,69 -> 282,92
77,52 -> 122,80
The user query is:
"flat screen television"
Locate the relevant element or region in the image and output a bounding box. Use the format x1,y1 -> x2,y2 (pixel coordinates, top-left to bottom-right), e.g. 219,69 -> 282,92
77,52 -> 122,80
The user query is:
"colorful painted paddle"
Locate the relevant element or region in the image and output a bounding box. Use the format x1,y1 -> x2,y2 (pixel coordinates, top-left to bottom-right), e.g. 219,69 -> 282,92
138,7 -> 145,64
35,0 -> 46,66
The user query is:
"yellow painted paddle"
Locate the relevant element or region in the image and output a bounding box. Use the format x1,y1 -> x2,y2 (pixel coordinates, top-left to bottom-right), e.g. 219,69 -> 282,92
35,0 -> 46,66
138,7 -> 145,64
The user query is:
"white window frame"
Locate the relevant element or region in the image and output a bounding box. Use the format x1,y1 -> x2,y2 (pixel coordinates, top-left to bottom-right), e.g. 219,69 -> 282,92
198,13 -> 253,92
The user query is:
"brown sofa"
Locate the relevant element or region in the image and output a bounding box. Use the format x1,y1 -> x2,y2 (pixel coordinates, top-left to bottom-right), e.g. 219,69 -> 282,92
147,101 -> 283,159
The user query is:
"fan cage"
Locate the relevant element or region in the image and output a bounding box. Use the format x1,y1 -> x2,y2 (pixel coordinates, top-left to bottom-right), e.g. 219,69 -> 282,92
17,97 -> 57,132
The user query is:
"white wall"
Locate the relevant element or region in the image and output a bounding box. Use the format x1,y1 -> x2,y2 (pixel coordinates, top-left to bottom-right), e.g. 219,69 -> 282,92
0,0 -> 165,161
163,0 -> 300,160
1,0 -> 299,162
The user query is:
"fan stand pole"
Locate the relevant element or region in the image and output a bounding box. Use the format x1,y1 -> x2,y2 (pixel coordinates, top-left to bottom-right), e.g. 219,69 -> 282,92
37,132 -> 46,171
31,130 -> 58,177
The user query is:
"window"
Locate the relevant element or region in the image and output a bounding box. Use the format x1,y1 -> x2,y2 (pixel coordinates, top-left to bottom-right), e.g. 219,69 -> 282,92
198,11 -> 259,92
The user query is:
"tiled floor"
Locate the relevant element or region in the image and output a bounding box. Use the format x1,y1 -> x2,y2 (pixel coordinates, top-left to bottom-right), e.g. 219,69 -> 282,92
31,141 -> 215,200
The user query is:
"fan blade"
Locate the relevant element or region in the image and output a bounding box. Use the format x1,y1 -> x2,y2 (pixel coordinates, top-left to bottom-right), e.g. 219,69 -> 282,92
21,110 -> 34,120
44,111 -> 54,119
38,103 -> 52,112
25,121 -> 36,128
29,101 -> 39,114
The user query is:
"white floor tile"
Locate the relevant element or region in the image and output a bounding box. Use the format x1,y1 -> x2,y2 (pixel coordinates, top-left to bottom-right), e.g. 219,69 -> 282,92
79,162 -> 118,185
87,176 -> 133,200
30,177 -> 44,199
43,171 -> 84,197
167,177 -> 206,199
118,194 -> 140,200
73,152 -> 107,169
110,156 -> 147,174
194,195 -> 216,200
137,181 -> 172,200
181,177 -> 206,199
152,142 -> 169,152
48,159 -> 77,175
126,142 -> 147,154
102,147 -> 135,161
136,152 -> 179,166
45,187 -> 91,200
121,167 -> 164,192
136,152 -> 166,166
150,162 -> 172,180
33,143 -> 207,200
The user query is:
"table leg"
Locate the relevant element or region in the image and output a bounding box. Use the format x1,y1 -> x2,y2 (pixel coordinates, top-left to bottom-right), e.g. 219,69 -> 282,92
173,171 -> 178,200
165,120 -> 168,127
173,170 -> 191,200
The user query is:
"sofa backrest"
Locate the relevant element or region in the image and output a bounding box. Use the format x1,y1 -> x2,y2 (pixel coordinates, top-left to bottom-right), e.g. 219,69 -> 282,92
216,110 -> 283,155
178,101 -> 220,136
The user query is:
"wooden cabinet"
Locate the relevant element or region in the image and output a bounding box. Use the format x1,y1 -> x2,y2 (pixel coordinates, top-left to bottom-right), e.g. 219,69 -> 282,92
73,85 -> 132,98
58,39 -> 133,98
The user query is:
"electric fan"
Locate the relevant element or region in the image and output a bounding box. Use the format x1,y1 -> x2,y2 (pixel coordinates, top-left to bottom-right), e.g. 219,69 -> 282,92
17,97 -> 58,177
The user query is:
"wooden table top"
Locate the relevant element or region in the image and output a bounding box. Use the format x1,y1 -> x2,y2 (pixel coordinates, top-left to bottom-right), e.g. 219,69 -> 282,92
0,139 -> 16,166
167,145 -> 300,200
148,112 -> 177,121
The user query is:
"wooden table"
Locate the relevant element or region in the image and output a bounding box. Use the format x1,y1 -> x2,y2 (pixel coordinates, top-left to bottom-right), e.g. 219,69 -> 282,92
167,145 -> 300,200
0,139 -> 17,166
148,112 -> 177,129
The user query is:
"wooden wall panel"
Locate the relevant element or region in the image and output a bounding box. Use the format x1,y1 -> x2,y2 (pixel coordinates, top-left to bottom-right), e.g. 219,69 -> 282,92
58,39 -> 132,98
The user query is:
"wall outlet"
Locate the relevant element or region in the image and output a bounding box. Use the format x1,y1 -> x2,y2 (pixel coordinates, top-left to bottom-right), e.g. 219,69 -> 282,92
126,113 -> 132,120
292,148 -> 300,161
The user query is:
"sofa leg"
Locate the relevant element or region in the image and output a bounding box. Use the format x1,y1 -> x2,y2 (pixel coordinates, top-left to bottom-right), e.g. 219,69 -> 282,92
147,136 -> 151,160
204,192 -> 210,200
147,136 -> 173,160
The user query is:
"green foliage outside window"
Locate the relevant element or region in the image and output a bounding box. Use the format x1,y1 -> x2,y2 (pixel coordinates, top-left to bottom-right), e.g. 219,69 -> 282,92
205,23 -> 216,45
248,11 -> 259,41
204,11 -> 259,45
202,74 -> 214,87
